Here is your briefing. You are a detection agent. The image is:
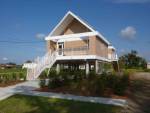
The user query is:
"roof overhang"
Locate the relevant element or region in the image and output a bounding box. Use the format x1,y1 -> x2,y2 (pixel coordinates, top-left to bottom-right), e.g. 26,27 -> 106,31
46,11 -> 110,45
49,11 -> 95,36
108,46 -> 116,50
45,31 -> 110,45
45,31 -> 98,42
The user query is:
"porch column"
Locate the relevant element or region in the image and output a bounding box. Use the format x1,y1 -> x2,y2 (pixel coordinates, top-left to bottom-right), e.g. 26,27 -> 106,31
86,61 -> 89,76
95,60 -> 99,74
56,63 -> 60,74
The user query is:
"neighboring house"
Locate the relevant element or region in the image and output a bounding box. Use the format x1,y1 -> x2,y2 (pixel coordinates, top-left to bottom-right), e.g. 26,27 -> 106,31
23,11 -> 118,80
0,63 -> 16,69
147,62 -> 150,69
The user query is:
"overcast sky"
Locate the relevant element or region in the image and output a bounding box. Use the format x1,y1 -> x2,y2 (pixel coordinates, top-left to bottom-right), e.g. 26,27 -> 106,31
0,0 -> 150,64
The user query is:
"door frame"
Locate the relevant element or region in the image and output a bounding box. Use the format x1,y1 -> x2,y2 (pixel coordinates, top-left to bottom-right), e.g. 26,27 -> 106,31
57,42 -> 64,56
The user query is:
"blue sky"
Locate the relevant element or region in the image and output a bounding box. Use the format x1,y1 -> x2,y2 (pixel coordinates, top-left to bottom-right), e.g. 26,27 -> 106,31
0,0 -> 150,64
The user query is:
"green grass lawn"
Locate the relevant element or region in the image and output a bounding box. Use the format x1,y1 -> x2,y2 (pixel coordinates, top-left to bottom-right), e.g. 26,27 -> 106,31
0,94 -> 122,113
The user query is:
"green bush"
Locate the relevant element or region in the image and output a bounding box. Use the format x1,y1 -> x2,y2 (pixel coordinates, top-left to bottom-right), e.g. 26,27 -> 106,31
95,78 -> 105,95
75,76 -> 105,96
48,69 -> 57,79
59,70 -> 70,85
19,72 -> 26,81
0,72 -> 26,85
106,74 -> 118,89
39,70 -> 47,79
113,74 -> 129,95
48,78 -> 63,89
39,79 -> 46,88
88,70 -> 96,80
76,79 -> 90,95
73,70 -> 85,81
45,68 -> 130,96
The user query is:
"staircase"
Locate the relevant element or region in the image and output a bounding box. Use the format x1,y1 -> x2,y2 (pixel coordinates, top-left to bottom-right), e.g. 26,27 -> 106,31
26,51 -> 57,80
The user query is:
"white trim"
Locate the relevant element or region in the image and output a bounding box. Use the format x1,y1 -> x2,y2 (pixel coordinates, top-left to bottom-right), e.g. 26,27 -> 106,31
47,11 -> 110,45
22,63 -> 37,69
56,55 -> 110,62
67,11 -> 95,32
97,32 -> 110,45
45,31 -> 98,41
57,37 -> 85,42
57,42 -> 64,56
49,11 -> 95,36
108,46 -> 116,50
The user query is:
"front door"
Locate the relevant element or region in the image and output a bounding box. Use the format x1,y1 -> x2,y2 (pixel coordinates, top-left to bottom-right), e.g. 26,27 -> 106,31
58,43 -> 64,56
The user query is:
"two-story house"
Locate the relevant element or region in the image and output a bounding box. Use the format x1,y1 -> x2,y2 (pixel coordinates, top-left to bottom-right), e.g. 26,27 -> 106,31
23,11 -> 118,80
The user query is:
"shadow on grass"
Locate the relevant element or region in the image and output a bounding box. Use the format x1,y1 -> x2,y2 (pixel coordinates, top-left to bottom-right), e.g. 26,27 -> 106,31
0,94 -> 121,113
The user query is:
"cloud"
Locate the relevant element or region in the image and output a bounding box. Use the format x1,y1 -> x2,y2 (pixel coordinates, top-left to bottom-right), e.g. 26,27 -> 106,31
120,26 -> 137,40
35,33 -> 45,39
2,57 -> 8,61
113,0 -> 150,3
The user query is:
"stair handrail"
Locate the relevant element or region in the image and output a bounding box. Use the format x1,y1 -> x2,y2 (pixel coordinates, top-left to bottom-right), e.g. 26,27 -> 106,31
26,50 -> 57,80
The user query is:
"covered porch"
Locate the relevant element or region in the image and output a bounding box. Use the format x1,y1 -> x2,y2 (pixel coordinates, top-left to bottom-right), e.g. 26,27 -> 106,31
53,59 -> 113,75
46,31 -> 98,56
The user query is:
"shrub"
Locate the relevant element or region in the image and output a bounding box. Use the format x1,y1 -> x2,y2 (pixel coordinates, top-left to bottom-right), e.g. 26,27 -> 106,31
76,79 -> 90,95
73,70 -> 85,81
48,69 -> 57,79
60,70 -> 70,85
106,74 -> 118,89
88,70 -> 96,80
48,78 -> 63,89
39,79 -> 46,88
39,70 -> 47,79
95,78 -> 105,95
19,72 -> 26,81
0,75 -> 2,83
89,78 -> 105,96
113,74 -> 129,95
12,73 -> 17,81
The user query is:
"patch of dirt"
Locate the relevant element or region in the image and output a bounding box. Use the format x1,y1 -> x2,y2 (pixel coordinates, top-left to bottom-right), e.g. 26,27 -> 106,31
36,86 -> 128,99
0,80 -> 25,87
123,79 -> 150,113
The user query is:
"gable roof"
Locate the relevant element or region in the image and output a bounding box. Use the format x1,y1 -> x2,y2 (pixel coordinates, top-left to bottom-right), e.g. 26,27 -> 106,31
47,11 -> 111,45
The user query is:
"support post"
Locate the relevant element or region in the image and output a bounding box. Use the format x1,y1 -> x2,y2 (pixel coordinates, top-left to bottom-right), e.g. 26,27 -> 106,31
56,63 -> 60,74
86,61 -> 89,76
95,60 -> 99,74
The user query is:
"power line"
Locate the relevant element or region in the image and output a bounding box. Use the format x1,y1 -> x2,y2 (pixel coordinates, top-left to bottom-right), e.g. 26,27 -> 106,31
0,40 -> 45,44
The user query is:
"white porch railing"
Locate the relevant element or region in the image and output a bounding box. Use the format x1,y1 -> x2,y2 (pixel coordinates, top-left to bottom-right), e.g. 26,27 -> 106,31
24,46 -> 117,80
108,53 -> 118,61
57,46 -> 89,56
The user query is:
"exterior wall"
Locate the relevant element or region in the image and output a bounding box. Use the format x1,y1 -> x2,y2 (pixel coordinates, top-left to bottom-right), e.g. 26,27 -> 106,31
89,36 -> 108,58
108,48 -> 116,59
47,36 -> 109,59
62,19 -> 90,35
64,40 -> 87,48
108,49 -> 115,55
47,40 -> 56,52
64,40 -> 88,56
95,37 -> 108,58
89,36 -> 96,55
47,18 -> 109,59
147,63 -> 150,69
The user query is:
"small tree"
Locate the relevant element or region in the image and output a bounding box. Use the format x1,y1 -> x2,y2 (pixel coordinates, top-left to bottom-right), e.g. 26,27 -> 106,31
119,50 -> 147,69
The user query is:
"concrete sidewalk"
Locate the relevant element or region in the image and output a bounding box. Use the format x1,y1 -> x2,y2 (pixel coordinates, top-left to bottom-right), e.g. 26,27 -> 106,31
0,80 -> 127,107
0,80 -> 39,100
